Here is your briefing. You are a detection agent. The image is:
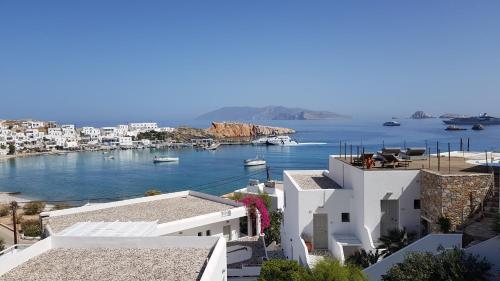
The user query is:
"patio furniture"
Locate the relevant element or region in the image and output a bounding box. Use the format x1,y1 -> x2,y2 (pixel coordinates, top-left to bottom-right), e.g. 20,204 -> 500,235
401,147 -> 427,160
381,147 -> 402,156
380,154 -> 411,168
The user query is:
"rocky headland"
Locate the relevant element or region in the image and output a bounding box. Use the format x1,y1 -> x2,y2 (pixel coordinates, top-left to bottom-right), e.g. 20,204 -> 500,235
206,122 -> 295,138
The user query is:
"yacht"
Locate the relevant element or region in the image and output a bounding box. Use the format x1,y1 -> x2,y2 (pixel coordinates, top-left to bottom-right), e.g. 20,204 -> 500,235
266,136 -> 298,146
383,121 -> 400,127
244,158 -> 266,167
443,113 -> 500,125
204,142 -> 220,150
153,156 -> 179,163
251,137 -> 271,145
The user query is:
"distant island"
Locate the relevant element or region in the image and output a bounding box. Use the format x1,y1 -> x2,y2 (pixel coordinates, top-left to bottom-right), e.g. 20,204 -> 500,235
196,106 -> 347,120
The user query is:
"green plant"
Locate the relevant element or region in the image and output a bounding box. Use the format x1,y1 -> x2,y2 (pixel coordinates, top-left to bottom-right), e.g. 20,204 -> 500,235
346,249 -> 382,268
377,228 -> 416,257
23,201 -> 46,215
257,192 -> 272,210
382,249 -> 491,281
258,259 -> 308,281
437,216 -> 451,233
0,204 -> 10,217
7,143 -> 15,155
21,219 -> 41,237
309,258 -> 367,281
144,189 -> 162,196
0,144 -> 6,150
229,192 -> 244,201
264,210 -> 283,245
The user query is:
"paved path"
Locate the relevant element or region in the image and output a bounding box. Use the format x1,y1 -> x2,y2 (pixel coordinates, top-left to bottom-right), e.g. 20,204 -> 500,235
0,225 -> 15,247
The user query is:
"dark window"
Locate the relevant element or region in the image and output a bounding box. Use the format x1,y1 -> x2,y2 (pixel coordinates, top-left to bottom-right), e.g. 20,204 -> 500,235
341,213 -> 350,222
206,230 -> 211,236
414,199 -> 421,209
197,232 -> 202,236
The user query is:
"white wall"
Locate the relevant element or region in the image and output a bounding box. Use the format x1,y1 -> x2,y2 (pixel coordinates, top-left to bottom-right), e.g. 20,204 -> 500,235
166,218 -> 241,241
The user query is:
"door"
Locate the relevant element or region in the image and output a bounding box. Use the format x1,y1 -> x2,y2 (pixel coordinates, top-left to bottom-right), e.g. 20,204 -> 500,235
313,214 -> 328,249
380,200 -> 399,236
223,225 -> 231,241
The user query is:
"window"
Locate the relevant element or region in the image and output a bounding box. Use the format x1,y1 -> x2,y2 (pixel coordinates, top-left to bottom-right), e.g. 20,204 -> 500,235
206,230 -> 211,236
197,232 -> 202,236
341,213 -> 350,222
414,199 -> 421,209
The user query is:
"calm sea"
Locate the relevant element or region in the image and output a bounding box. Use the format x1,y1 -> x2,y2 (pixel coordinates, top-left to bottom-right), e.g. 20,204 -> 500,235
1,118 -> 499,203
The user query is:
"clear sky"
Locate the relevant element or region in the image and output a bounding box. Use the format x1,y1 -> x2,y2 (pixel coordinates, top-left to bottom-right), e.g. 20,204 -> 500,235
1,1 -> 499,123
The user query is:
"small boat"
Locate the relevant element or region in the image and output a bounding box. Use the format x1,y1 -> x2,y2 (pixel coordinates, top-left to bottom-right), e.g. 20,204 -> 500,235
153,156 -> 179,163
472,124 -> 485,131
205,143 -> 220,150
445,125 -> 467,131
383,121 -> 400,127
251,137 -> 270,145
244,158 -> 266,167
105,156 -> 115,160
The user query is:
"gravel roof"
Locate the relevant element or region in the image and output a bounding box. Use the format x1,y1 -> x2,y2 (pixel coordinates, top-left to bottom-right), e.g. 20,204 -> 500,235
0,247 -> 210,281
291,173 -> 341,190
48,195 -> 234,233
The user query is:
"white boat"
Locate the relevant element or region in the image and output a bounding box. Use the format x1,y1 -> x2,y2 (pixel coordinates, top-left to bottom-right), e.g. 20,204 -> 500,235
105,156 -> 114,160
205,143 -> 220,150
153,156 -> 179,163
244,158 -> 266,167
266,136 -> 298,146
251,137 -> 270,145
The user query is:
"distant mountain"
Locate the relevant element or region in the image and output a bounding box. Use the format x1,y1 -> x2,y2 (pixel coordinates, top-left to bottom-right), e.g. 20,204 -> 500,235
196,106 -> 347,120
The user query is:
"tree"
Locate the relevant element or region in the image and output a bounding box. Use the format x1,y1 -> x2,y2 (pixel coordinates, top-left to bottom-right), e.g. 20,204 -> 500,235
382,249 -> 491,281
144,189 -> 162,196
377,228 -> 416,257
21,219 -> 42,237
264,210 -> 283,245
7,143 -> 15,155
437,216 -> 451,233
308,258 -> 367,281
258,259 -> 308,281
346,249 -> 381,268
23,201 -> 46,215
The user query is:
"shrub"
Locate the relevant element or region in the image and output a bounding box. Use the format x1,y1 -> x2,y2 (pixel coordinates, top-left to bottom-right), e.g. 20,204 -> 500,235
264,210 -> 283,245
310,258 -> 367,281
377,228 -> 416,257
437,216 -> 451,233
346,249 -> 382,269
144,189 -> 162,196
382,249 -> 491,281
23,201 -> 46,215
258,259 -> 308,281
52,203 -> 73,210
21,219 -> 41,237
0,205 -> 10,217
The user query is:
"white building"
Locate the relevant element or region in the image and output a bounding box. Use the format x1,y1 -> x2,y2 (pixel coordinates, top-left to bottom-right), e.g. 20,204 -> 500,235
234,179 -> 284,210
41,190 -> 257,241
281,156 -> 422,266
81,127 -> 101,138
116,124 -> 129,136
100,127 -> 117,137
0,235 -> 227,281
118,136 -> 133,147
129,122 -> 158,132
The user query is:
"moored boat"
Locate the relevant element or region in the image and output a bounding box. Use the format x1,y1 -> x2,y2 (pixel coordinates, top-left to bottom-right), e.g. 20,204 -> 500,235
153,156 -> 179,163
445,125 -> 467,131
244,158 -> 266,167
266,136 -> 298,146
383,121 -> 400,127
443,113 -> 500,125
205,143 -> 220,150
472,124 -> 485,131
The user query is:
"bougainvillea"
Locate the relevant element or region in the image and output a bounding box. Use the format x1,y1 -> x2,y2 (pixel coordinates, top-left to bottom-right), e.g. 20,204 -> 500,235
238,195 -> 270,232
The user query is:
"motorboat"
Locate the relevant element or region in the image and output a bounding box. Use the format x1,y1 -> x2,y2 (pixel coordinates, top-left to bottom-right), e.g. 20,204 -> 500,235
266,136 -> 298,146
445,125 -> 467,131
251,137 -> 271,145
205,143 -> 221,150
472,124 -> 485,131
153,156 -> 179,163
105,156 -> 115,160
244,158 -> 266,167
443,113 -> 500,125
383,121 -> 400,127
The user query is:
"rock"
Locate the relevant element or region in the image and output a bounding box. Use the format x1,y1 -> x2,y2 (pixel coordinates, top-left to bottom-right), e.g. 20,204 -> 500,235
206,122 -> 295,138
411,111 -> 434,119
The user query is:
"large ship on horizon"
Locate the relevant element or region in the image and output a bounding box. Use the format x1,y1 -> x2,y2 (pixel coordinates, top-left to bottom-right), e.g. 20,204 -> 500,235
443,113 -> 500,125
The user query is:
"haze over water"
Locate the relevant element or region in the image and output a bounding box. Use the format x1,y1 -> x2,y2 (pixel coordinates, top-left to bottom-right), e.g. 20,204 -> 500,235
1,118 -> 499,202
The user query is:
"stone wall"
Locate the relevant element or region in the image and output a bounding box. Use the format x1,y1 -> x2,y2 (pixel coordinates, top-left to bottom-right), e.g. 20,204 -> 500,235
420,170 -> 493,232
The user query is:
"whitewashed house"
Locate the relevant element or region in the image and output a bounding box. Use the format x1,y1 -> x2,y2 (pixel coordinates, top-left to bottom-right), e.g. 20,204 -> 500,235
116,124 -> 129,136
118,136 -> 133,147
234,179 -> 284,210
0,235 -> 227,281
41,190 -> 260,241
129,122 -> 158,132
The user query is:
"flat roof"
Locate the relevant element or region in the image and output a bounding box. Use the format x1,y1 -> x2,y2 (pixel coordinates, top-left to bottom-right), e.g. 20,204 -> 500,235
336,156 -> 494,175
1,247 -> 209,281
290,173 -> 342,190
48,194 -> 236,233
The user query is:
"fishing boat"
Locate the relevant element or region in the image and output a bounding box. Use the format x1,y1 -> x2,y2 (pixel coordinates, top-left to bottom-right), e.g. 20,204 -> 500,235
445,125 -> 467,131
383,121 -> 400,127
244,158 -> 266,167
205,142 -> 220,150
266,136 -> 298,146
472,124 -> 485,131
153,156 -> 179,163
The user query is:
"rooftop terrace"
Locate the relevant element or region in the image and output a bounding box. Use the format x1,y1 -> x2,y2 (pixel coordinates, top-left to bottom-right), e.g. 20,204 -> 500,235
1,247 -> 209,281
47,193 -> 236,233
336,155 -> 493,175
290,172 -> 342,190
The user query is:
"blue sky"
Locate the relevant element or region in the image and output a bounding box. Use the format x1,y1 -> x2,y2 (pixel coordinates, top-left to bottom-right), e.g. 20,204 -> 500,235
1,1 -> 499,123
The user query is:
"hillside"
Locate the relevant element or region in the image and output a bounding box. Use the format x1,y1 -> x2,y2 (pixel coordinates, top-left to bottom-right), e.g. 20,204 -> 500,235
196,106 -> 346,120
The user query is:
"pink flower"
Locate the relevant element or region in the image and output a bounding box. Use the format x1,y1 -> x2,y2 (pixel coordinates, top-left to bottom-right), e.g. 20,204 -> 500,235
237,195 -> 270,233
